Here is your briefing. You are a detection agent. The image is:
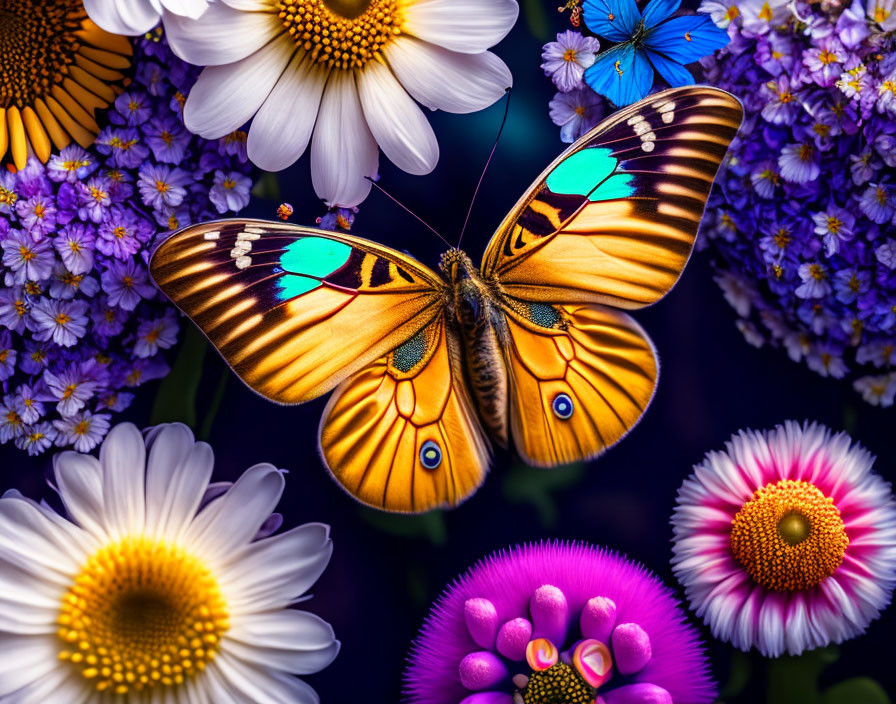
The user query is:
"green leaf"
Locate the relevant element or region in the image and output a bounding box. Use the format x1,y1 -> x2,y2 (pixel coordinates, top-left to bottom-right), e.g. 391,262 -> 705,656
822,678 -> 890,704
501,461 -> 585,528
150,325 -> 208,428
359,508 -> 447,546
766,647 -> 839,704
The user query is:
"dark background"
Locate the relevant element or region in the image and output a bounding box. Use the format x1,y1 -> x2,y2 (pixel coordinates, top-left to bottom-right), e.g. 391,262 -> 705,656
1,4 -> 894,702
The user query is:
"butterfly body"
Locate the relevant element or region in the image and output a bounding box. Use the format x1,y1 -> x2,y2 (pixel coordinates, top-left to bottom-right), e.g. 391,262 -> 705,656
151,87 -> 743,513
442,248 -> 512,447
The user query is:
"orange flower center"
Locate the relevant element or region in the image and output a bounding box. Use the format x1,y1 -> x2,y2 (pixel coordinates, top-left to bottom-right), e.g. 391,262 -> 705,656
729,479 -> 848,591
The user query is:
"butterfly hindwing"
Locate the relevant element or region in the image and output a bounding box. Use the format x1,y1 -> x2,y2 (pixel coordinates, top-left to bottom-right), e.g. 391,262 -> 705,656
500,300 -> 658,466
482,86 -> 743,308
319,315 -> 491,512
150,219 -> 446,404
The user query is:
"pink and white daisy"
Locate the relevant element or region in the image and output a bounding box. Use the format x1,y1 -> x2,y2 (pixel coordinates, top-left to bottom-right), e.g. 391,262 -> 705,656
672,421 -> 896,657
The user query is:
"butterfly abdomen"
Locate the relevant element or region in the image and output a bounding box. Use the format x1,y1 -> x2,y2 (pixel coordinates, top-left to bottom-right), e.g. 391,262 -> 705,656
443,251 -> 509,448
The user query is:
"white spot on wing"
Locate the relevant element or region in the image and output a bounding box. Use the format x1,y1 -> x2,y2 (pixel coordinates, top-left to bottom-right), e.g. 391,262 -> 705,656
235,255 -> 252,269
203,231 -> 220,241
237,231 -> 261,241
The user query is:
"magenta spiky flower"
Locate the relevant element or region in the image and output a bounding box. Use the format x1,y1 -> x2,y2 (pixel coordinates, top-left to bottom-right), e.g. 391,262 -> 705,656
403,542 -> 715,704
672,421 -> 896,658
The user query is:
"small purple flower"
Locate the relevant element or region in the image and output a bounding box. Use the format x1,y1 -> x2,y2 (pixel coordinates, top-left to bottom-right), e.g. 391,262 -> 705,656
802,36 -> 846,86
144,117 -> 191,164
812,205 -> 855,256
14,421 -> 56,455
404,542 -> 716,704
78,175 -> 113,223
96,207 -> 152,259
53,223 -> 96,275
217,130 -> 249,162
0,396 -> 24,442
101,258 -> 156,311
761,76 -> 801,125
541,31 -> 600,93
0,287 -> 30,333
857,340 -> 896,367
209,170 -> 252,213
549,88 -> 605,143
43,362 -> 99,416
13,384 -> 44,424
859,183 -> 895,223
779,143 -> 821,183
875,238 -> 896,269
807,342 -> 848,377
18,340 -> 50,375
52,410 -> 110,453
0,330 -> 16,381
90,297 -> 129,337
15,194 -> 57,237
113,91 -> 152,126
796,262 -> 832,298
95,126 -> 150,169
833,268 -> 870,303
138,164 -> 190,209
46,146 -> 95,183
853,372 -> 896,407
134,312 -> 178,358
1,230 -> 55,284
30,298 -> 89,347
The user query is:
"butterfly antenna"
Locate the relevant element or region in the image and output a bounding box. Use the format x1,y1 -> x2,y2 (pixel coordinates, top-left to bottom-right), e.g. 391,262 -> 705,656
365,176 -> 452,249
457,87 -> 512,249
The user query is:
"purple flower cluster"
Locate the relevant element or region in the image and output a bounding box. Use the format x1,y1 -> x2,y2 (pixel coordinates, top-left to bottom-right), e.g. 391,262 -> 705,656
0,34 -> 255,455
542,30 -> 607,143
698,0 -> 896,406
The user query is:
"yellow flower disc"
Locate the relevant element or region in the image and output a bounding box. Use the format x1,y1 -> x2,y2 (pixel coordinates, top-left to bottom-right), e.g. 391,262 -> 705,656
276,0 -> 404,70
0,0 -> 132,167
729,479 -> 849,592
57,537 -> 229,695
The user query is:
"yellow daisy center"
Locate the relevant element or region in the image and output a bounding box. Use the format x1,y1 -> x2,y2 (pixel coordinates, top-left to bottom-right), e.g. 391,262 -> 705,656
0,0 -> 82,109
57,537 -> 229,695
276,0 -> 404,70
729,479 -> 848,591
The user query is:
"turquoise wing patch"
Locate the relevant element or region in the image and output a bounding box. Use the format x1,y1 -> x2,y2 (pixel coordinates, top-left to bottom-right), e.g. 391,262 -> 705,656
544,148 -> 636,202
276,237 -> 353,301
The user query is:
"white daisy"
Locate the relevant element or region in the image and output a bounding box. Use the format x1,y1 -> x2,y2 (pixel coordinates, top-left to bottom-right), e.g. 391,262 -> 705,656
0,422 -> 338,702
165,0 -> 518,207
84,0 -> 211,36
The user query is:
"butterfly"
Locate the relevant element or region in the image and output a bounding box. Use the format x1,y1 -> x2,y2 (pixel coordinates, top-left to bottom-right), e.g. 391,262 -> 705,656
150,86 -> 743,514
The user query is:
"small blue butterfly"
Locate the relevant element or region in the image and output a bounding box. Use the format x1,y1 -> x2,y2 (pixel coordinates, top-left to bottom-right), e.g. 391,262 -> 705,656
583,0 -> 729,106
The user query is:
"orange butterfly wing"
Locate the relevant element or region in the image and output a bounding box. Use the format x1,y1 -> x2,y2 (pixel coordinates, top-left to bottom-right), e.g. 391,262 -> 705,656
500,302 -> 657,466
319,315 -> 491,512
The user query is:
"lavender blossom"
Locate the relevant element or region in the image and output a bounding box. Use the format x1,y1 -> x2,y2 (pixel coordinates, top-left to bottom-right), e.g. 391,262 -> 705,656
700,0 -> 896,407
0,35 -> 255,454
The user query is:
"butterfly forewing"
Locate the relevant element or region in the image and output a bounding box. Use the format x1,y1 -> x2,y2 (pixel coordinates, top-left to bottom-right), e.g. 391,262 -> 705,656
150,219 -> 446,404
482,86 -> 744,308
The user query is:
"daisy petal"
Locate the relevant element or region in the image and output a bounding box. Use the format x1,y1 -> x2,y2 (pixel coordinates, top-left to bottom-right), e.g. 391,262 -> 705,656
186,463 -> 285,561
358,61 -> 438,175
53,451 -> 105,539
225,610 -> 339,674
0,634 -> 62,696
99,422 -> 146,537
388,39 -> 511,113
403,0 -> 519,53
144,424 -> 213,541
247,55 -> 329,172
165,1 -> 284,67
0,496 -> 88,579
213,653 -> 321,704
83,0 -> 160,35
160,0 -> 209,18
184,35 -> 294,139
310,71 -> 378,207
224,523 -> 333,610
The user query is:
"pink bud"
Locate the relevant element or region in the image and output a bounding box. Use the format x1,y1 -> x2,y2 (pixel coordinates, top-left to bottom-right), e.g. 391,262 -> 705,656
465,598 -> 499,649
459,651 -> 508,691
530,584 -> 569,645
581,596 -> 617,643
611,623 -> 652,675
496,618 -> 532,661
